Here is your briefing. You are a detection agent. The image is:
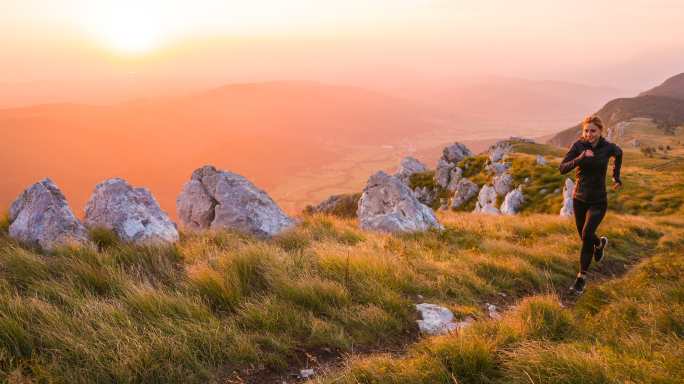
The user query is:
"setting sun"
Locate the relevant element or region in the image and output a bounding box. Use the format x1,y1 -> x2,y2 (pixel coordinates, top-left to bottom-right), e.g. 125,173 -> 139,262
81,0 -> 168,54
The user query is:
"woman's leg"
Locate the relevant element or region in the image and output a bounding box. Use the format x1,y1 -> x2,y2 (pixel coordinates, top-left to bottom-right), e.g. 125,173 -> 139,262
579,201 -> 607,273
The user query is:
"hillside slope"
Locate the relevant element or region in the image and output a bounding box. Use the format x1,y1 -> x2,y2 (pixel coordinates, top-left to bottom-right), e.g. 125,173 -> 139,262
548,73 -> 684,148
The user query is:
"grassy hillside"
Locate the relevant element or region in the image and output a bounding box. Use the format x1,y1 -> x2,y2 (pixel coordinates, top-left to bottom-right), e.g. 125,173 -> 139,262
315,215 -> 684,384
1,204 -> 681,383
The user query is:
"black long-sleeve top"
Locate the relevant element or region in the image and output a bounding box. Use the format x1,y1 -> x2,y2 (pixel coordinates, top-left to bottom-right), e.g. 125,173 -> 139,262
559,136 -> 623,203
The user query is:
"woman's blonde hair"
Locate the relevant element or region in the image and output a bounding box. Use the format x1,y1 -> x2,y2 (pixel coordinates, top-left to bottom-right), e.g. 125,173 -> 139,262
582,115 -> 604,131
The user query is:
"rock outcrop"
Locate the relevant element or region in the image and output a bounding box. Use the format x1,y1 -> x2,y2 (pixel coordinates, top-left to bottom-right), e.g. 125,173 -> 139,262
488,140 -> 512,162
9,178 -> 90,250
442,142 -> 472,164
501,186 -> 524,215
394,156 -> 427,184
84,178 -> 179,244
358,171 -> 443,233
493,172 -> 514,196
434,159 -> 455,189
536,155 -> 547,165
560,178 -> 575,217
474,184 -> 500,215
413,186 -> 437,207
177,165 -> 295,236
450,178 -> 479,209
485,161 -> 510,175
446,167 -> 464,192
415,303 -> 472,335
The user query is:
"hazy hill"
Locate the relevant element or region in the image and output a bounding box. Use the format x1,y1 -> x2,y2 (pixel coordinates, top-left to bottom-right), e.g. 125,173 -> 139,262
548,73 -> 684,147
0,81 -> 448,217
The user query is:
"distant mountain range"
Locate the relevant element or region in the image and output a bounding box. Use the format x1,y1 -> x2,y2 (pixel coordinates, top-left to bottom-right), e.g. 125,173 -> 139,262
548,73 -> 684,147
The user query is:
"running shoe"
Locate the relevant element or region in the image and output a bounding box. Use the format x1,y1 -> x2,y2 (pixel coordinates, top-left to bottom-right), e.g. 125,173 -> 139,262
569,275 -> 587,295
594,236 -> 608,262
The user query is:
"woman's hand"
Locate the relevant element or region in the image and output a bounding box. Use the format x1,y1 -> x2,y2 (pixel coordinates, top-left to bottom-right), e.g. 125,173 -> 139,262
577,149 -> 594,160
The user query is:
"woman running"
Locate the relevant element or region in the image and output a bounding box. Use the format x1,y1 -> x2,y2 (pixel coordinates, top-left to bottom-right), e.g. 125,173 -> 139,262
559,115 -> 623,294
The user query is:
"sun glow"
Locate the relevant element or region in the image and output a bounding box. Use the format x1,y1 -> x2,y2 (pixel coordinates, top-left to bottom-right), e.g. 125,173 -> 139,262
82,1 -> 169,54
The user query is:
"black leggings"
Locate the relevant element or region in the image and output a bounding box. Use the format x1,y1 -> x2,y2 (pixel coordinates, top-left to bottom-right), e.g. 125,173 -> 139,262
573,198 -> 607,273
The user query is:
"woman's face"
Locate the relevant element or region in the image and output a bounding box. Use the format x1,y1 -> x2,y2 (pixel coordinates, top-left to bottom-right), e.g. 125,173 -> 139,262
582,123 -> 601,142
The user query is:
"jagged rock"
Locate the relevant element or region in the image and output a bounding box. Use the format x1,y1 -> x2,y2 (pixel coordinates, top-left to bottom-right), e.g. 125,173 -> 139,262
358,171 -> 443,233
434,159 -> 455,189
524,177 -> 530,184
560,178 -> 575,217
485,161 -> 510,175
501,186 -> 524,215
441,142 -> 472,164
450,178 -> 479,209
413,186 -> 437,207
8,179 -> 91,251
446,167 -> 464,192
177,165 -> 295,236
536,155 -> 547,165
488,140 -> 512,162
485,303 -> 502,320
85,178 -> 179,244
474,184 -> 500,215
415,303 -> 472,335
394,156 -> 427,184
493,173 -> 514,196
304,193 -> 360,218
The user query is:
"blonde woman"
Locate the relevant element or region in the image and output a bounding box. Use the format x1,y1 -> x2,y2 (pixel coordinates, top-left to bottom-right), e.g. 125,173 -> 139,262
559,115 -> 623,294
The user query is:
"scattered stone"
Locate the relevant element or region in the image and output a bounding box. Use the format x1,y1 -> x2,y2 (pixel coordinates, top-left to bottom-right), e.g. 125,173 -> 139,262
394,156 -> 427,185
299,369 -> 315,379
446,167 -> 464,192
434,159 -> 455,189
553,188 -> 560,194
442,142 -> 472,164
9,178 -> 90,251
493,172 -> 514,196
450,178 -> 479,209
560,178 -> 575,217
536,155 -> 547,165
303,193 -> 360,218
524,177 -> 530,184
486,303 -> 502,320
177,165 -> 295,236
500,186 -> 524,215
84,178 -> 179,244
474,185 -> 500,215
539,188 -> 548,195
358,171 -> 443,233
415,303 -> 472,335
413,186 -> 437,207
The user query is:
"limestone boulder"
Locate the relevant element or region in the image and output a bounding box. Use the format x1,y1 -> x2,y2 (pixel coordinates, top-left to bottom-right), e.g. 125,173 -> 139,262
442,142 -> 472,164
434,159 -> 455,189
358,171 -> 443,233
84,178 -> 179,244
473,184 -> 500,215
446,167 -> 464,192
394,156 -> 427,185
500,186 -> 524,215
493,172 -> 514,196
177,165 -> 295,236
450,178 -> 479,209
560,178 -> 575,217
9,178 -> 90,251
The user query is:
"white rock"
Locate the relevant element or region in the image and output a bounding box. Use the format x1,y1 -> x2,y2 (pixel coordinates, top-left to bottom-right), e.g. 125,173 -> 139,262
300,369 -> 315,379
358,171 -> 443,233
488,140 -> 512,162
560,178 -> 575,217
493,173 -> 514,196
177,165 -> 295,236
485,162 -> 510,175
394,156 -> 427,185
415,303 -> 463,335
474,185 -> 500,215
434,159 -> 455,189
9,178 -> 91,251
85,178 -> 179,244
486,303 -> 502,320
446,167 -> 464,192
500,186 -> 524,215
442,142 -> 473,163
450,178 -> 479,209
536,155 -> 547,165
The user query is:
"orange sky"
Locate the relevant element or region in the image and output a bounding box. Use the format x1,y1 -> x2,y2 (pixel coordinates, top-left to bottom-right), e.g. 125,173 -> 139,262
1,0 -> 683,107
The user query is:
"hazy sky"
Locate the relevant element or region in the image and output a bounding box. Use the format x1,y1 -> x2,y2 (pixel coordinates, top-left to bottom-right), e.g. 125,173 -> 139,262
1,0 -> 683,96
